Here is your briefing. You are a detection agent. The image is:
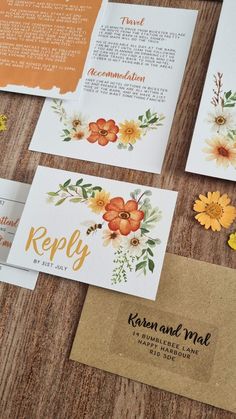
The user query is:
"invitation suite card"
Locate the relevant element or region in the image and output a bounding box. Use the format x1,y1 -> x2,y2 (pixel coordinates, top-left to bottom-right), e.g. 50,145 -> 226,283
0,179 -> 38,289
7,166 -> 177,299
70,254 -> 236,414
30,3 -> 197,173
186,0 -> 236,182
0,0 -> 106,99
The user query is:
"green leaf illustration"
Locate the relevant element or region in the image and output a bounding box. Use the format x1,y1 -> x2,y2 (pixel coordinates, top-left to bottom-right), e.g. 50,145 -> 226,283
55,198 -> 67,206
47,192 -> 59,197
146,109 -> 151,120
70,198 -> 83,203
135,261 -> 147,272
148,259 -> 155,273
147,248 -> 154,257
63,179 -> 71,188
81,188 -> 88,199
93,186 -> 103,192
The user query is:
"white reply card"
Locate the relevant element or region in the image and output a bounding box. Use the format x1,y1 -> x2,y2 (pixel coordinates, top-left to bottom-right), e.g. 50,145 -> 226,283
186,0 -> 236,182
30,3 -> 197,173
0,179 -> 38,289
7,166 -> 177,300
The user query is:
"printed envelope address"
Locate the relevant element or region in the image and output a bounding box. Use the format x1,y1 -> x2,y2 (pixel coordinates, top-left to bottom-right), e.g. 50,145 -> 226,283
7,166 -> 177,299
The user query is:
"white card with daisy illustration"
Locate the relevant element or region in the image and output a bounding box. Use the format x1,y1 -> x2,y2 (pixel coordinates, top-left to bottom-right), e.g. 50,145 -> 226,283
7,166 -> 177,300
186,0 -> 236,182
29,3 -> 197,174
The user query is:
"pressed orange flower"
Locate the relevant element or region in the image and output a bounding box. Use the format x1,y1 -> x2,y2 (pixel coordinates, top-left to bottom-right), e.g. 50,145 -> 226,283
193,191 -> 236,231
203,137 -> 236,168
228,233 -> 236,250
88,190 -> 110,214
119,120 -> 142,144
87,119 -> 119,146
103,197 -> 144,236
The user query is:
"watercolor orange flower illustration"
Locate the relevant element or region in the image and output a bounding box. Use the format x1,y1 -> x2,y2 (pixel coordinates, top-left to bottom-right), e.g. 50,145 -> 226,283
203,137 -> 236,168
71,126 -> 90,141
203,73 -> 236,169
52,100 -> 165,151
47,180 -> 162,283
87,119 -> 119,146
103,197 -> 144,236
193,191 -> 236,231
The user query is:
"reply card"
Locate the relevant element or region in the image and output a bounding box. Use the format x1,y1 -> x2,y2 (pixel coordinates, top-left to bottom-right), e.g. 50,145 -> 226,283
70,254 -> 236,414
186,0 -> 236,182
0,178 -> 38,289
7,166 -> 177,299
0,0 -> 106,99
30,3 -> 197,173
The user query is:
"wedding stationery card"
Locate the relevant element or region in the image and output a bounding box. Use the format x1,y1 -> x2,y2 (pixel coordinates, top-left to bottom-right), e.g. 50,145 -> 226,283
30,3 -> 197,173
7,166 -> 177,299
0,0 -> 106,99
0,179 -> 38,289
70,254 -> 236,413
186,0 -> 236,182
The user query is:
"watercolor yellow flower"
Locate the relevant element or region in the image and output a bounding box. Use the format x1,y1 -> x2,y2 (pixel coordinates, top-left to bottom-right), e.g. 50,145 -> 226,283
119,120 -> 142,144
193,191 -> 236,231
88,190 -> 110,214
0,114 -> 7,132
228,233 -> 236,250
203,137 -> 236,168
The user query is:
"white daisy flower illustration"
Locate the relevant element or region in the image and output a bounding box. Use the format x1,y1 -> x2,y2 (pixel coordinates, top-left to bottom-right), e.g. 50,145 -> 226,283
123,232 -> 147,257
207,106 -> 235,135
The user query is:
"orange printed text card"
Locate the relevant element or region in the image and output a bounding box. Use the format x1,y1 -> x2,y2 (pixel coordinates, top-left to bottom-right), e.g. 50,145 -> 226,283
0,0 -> 106,98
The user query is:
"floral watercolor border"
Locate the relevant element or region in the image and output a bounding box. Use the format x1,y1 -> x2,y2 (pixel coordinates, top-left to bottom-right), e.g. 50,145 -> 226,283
47,178 -> 162,284
203,72 -> 236,169
51,100 -> 165,152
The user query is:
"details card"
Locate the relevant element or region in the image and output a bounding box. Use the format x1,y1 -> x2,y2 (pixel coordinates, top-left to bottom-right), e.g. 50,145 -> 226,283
0,178 -> 38,289
0,0 -> 106,99
7,166 -> 177,300
70,254 -> 236,413
30,2 -> 197,173
186,0 -> 236,182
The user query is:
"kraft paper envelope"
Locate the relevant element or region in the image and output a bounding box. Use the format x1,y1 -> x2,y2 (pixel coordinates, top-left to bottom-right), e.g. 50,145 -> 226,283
70,253 -> 236,413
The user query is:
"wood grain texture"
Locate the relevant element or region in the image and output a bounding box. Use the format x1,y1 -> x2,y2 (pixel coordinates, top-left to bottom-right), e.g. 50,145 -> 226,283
0,1 -> 235,418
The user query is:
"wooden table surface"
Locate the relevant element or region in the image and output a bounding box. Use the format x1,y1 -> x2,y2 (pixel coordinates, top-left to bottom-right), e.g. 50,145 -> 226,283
0,0 -> 235,418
